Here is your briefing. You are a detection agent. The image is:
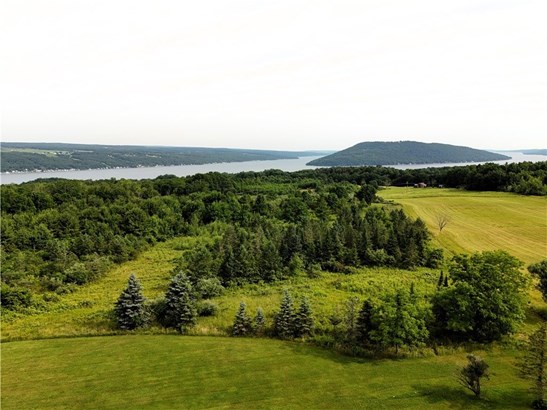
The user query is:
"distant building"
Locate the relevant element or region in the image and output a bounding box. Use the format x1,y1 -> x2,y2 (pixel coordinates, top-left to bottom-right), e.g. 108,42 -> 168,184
413,182 -> 427,188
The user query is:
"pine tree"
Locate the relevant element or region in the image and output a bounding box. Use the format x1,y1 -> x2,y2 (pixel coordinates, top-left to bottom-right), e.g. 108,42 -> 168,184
294,297 -> 313,338
232,301 -> 252,336
254,307 -> 265,335
274,290 -> 295,339
164,273 -> 197,333
356,298 -> 375,346
518,324 -> 547,409
114,274 -> 148,330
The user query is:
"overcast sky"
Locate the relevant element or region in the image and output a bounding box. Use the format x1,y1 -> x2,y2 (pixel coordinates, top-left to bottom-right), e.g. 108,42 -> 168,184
1,0 -> 546,151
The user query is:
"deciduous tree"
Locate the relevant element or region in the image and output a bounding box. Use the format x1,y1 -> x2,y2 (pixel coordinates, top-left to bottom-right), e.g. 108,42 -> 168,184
458,354 -> 489,397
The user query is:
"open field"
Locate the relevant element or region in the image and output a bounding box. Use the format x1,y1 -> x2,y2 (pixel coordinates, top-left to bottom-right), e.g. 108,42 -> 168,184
1,336 -> 533,409
378,187 -> 547,265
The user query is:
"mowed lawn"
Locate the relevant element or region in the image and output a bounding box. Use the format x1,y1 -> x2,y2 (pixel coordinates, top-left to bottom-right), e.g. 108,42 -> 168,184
1,336 -> 532,409
379,188 -> 547,265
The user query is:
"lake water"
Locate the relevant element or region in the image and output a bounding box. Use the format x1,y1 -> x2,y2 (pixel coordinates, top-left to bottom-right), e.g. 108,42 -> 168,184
1,152 -> 545,185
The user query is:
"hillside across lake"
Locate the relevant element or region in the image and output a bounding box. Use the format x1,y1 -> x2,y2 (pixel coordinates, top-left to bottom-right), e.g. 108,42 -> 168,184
0,142 -> 328,173
307,141 -> 510,166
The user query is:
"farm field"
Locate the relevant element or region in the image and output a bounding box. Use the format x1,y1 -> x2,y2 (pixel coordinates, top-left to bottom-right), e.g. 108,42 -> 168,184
1,336 -> 532,409
378,187 -> 547,265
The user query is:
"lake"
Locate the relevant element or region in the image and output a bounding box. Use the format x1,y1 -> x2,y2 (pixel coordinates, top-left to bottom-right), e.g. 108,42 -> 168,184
1,152 -> 545,185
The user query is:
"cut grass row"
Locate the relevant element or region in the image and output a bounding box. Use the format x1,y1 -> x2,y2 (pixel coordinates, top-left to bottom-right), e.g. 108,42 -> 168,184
0,335 -> 533,409
378,187 -> 547,265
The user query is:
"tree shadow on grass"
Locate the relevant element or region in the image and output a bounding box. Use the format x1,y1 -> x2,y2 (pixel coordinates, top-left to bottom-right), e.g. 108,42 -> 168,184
281,340 -> 370,365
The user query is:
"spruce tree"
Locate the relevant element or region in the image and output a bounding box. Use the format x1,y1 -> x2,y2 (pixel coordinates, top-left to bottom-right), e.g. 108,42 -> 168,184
114,274 -> 148,330
274,290 -> 295,339
232,301 -> 252,336
254,307 -> 265,335
294,297 -> 313,338
356,298 -> 375,346
164,273 -> 197,333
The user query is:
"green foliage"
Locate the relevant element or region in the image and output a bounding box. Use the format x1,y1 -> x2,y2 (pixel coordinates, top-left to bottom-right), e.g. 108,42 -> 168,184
232,301 -> 253,336
163,273 -> 197,333
458,354 -> 490,397
254,307 -> 265,335
432,251 -> 530,342
356,299 -> 376,347
371,289 -> 429,353
114,274 -> 148,330
529,260 -> 547,301
274,290 -> 295,339
517,324 -> 547,408
294,297 -> 313,338
197,300 -> 219,317
0,283 -> 33,311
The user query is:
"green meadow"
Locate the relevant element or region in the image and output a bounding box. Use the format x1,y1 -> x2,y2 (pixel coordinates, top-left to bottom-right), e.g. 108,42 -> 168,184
1,336 -> 533,409
1,187 -> 545,409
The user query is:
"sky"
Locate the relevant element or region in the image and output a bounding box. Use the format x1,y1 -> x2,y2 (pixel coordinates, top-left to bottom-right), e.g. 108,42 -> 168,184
1,0 -> 546,151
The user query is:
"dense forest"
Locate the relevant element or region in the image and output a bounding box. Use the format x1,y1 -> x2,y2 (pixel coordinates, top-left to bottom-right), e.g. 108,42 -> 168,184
303,161 -> 547,195
1,167 -> 440,311
0,142 -> 326,173
308,141 -> 510,166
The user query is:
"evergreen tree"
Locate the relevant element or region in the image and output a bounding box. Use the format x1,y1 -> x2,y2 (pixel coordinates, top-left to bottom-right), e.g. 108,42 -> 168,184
274,290 -> 295,339
518,324 -> 547,409
164,273 -> 197,333
294,297 -> 313,338
254,307 -> 265,335
114,273 -> 148,330
232,301 -> 253,336
356,298 -> 375,346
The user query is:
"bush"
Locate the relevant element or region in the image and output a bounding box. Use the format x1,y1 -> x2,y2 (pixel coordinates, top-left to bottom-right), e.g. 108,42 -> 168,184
195,277 -> 224,299
0,283 -> 33,311
197,300 -> 219,317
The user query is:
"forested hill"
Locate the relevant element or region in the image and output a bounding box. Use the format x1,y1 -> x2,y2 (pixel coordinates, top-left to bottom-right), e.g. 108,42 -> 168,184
307,141 -> 510,166
0,142 -> 328,173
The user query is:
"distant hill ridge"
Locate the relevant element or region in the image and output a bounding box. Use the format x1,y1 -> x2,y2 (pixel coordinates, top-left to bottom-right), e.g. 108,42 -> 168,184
0,142 -> 329,173
308,141 -> 510,166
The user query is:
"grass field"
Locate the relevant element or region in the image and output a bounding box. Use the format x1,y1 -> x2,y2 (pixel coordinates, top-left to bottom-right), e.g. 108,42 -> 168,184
1,336 -> 533,409
1,188 -> 545,409
378,187 -> 547,265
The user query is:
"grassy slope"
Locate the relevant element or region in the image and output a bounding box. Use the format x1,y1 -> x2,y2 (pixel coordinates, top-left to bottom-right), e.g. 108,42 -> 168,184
378,187 -> 547,265
1,336 -> 532,409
